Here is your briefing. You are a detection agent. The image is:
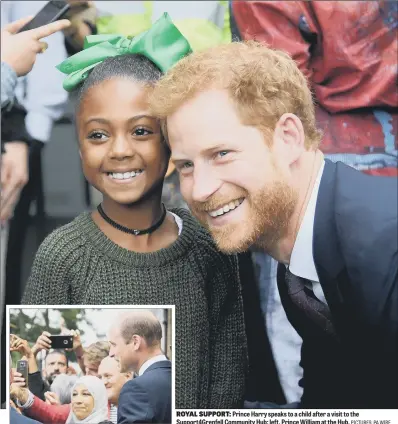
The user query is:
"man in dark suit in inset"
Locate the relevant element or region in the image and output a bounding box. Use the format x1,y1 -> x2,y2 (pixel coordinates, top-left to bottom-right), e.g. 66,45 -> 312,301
149,41 -> 398,408
108,311 -> 171,423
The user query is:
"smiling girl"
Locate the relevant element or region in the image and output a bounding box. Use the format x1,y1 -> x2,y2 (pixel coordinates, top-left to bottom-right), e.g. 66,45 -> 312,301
22,15 -> 247,409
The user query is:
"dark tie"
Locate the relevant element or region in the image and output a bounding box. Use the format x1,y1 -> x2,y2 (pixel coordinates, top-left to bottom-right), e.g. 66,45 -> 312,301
285,267 -> 338,339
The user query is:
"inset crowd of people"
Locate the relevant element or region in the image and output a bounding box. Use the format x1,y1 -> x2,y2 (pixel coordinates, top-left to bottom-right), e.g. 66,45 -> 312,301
9,311 -> 171,424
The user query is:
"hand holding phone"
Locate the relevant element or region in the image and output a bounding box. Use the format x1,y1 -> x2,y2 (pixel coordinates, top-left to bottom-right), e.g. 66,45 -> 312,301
16,361 -> 29,387
11,370 -> 26,388
1,14 -> 70,77
32,331 -> 52,355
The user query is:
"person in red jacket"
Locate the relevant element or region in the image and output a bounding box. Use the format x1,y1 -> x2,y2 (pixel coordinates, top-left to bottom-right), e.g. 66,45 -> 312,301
232,0 -> 397,176
11,355 -> 131,424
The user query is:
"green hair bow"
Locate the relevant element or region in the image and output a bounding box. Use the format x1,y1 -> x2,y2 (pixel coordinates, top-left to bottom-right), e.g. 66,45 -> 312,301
57,12 -> 192,92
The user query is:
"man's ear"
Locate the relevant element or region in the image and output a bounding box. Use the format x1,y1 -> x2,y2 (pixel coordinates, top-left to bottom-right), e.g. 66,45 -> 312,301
272,113 -> 306,164
131,335 -> 141,351
124,372 -> 133,380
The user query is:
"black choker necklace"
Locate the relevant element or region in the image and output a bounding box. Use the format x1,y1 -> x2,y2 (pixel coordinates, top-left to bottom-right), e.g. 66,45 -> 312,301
97,203 -> 167,236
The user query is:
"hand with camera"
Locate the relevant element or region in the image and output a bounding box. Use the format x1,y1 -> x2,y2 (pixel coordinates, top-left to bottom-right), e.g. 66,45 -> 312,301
62,328 -> 85,372
60,319 -> 82,350
1,16 -> 70,77
67,329 -> 85,372
11,370 -> 26,388
10,334 -> 39,376
31,331 -> 52,356
69,329 -> 82,351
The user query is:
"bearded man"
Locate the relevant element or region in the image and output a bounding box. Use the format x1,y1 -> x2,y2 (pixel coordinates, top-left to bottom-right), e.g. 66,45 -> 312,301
149,41 -> 398,408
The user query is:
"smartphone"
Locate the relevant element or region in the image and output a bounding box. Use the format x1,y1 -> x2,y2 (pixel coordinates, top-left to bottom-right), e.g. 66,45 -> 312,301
16,360 -> 28,386
18,0 -> 70,33
49,335 -> 73,349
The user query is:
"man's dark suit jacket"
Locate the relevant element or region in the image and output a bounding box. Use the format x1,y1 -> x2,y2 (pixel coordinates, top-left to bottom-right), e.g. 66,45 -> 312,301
278,159 -> 397,408
117,360 -> 171,423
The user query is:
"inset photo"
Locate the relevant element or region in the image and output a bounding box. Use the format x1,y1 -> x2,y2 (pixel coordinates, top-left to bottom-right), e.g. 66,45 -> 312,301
7,306 -> 174,424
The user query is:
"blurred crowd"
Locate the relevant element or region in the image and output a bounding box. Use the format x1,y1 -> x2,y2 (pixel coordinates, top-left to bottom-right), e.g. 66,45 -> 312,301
9,310 -> 171,423
1,0 -> 397,414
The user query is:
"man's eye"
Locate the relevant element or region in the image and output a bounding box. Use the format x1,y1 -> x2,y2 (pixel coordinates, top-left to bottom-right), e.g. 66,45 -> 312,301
177,162 -> 194,176
87,131 -> 107,140
133,127 -> 152,137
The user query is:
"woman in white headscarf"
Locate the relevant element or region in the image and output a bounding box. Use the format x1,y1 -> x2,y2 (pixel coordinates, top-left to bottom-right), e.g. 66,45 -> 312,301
66,376 -> 108,424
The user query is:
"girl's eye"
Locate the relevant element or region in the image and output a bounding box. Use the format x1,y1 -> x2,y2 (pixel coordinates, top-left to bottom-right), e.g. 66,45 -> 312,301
217,150 -> 229,158
133,127 -> 153,137
87,131 -> 108,141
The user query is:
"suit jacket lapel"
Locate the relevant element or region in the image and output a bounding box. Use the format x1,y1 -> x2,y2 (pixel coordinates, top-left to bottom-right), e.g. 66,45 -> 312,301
313,160 -> 349,336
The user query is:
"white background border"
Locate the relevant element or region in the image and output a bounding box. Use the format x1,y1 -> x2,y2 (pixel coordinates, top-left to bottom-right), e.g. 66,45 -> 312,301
4,304 -> 175,424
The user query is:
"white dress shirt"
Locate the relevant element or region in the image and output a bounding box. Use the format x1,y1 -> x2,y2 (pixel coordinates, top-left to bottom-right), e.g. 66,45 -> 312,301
138,354 -> 168,376
109,403 -> 118,424
289,160 -> 328,305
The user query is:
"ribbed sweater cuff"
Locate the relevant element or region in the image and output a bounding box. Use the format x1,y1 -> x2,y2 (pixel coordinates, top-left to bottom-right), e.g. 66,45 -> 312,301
1,61 -> 17,108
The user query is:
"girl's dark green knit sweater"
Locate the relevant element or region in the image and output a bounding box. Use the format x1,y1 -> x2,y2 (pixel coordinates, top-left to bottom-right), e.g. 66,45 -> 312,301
22,208 -> 247,409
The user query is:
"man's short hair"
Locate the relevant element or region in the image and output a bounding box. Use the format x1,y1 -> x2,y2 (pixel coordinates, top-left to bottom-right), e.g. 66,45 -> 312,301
119,311 -> 162,347
46,350 -> 68,367
83,341 -> 110,366
150,40 -> 322,149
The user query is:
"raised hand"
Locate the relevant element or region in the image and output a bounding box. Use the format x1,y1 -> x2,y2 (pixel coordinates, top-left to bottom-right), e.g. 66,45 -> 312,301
11,371 -> 26,388
70,329 -> 82,352
9,335 -> 33,358
1,16 -> 70,76
32,331 -> 52,356
44,391 -> 61,405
